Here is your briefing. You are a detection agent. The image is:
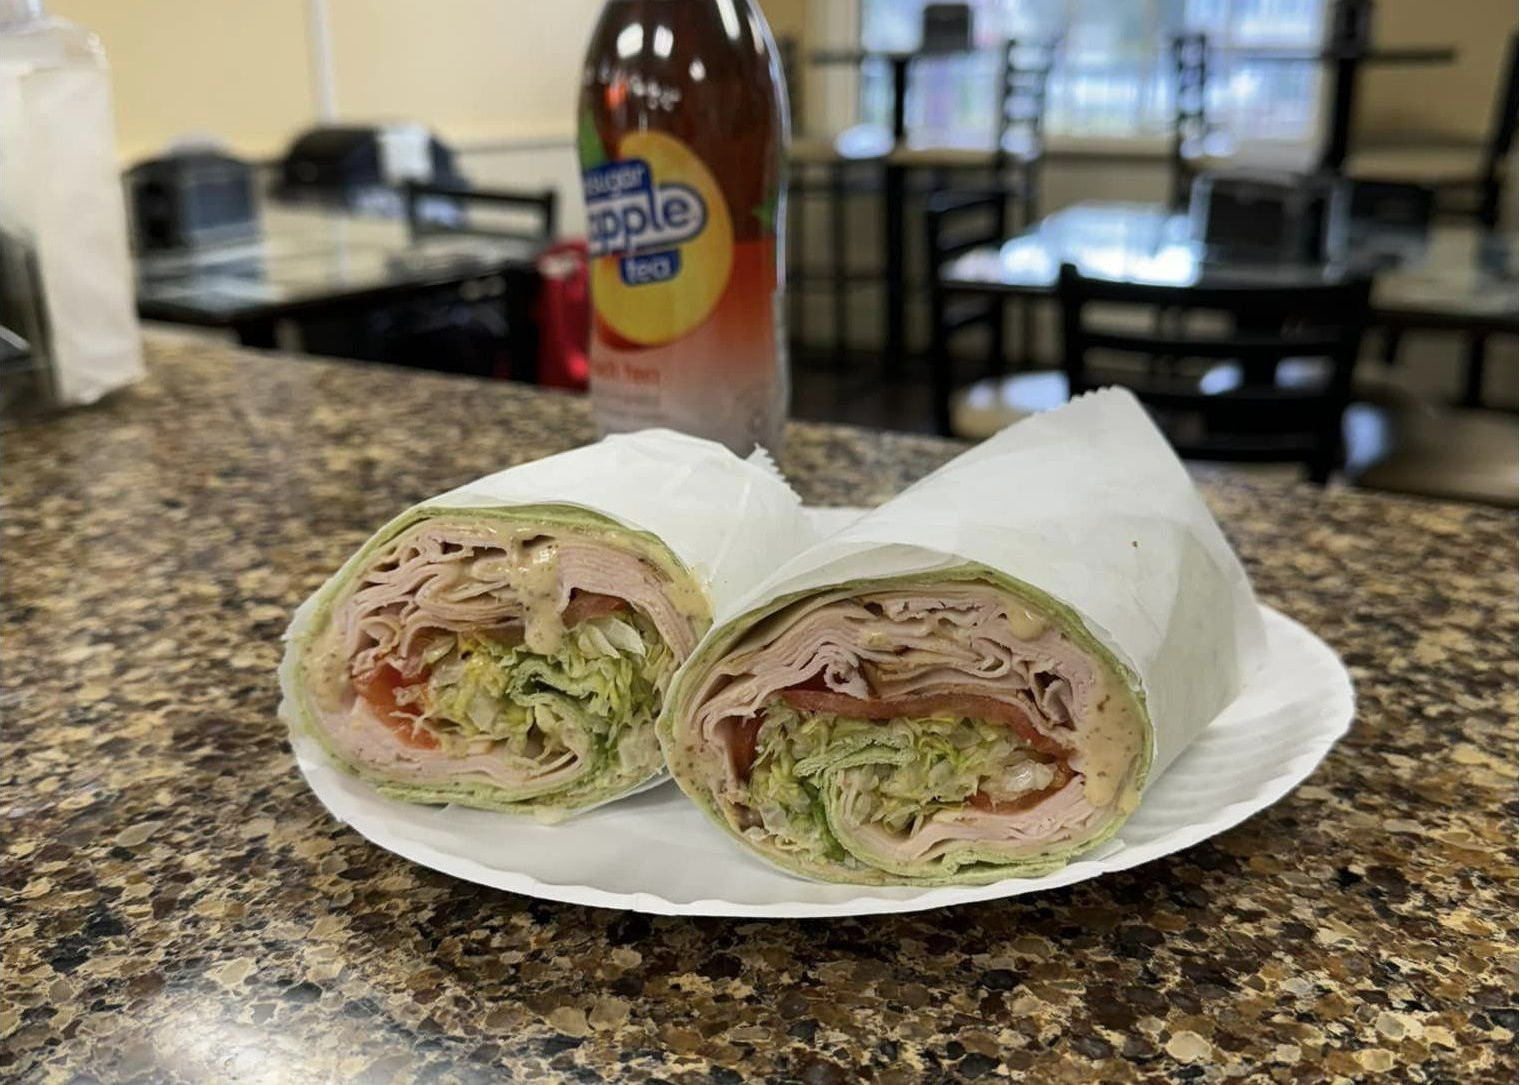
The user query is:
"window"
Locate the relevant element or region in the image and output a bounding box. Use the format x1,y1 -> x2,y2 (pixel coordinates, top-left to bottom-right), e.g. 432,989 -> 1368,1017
859,0 -> 1325,149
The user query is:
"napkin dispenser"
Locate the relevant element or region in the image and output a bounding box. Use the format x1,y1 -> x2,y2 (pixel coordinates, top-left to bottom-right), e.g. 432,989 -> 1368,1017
1188,170 -> 1336,264
0,0 -> 144,411
1323,179 -> 1434,265
921,3 -> 973,54
275,125 -> 466,216
126,149 -> 260,253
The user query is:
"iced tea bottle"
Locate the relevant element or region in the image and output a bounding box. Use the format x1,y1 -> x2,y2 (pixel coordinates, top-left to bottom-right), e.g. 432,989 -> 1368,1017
578,0 -> 789,454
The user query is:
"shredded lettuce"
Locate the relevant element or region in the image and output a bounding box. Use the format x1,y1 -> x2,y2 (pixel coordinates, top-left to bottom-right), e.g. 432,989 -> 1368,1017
420,613 -> 673,779
745,702 -> 1057,865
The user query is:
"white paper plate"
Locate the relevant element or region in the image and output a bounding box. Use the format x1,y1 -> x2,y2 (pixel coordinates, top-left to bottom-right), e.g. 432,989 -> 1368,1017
293,509 -> 1354,917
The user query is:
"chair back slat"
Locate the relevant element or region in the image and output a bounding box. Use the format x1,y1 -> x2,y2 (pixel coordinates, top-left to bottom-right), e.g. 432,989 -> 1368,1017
1479,31 -> 1519,226
996,39 -> 1057,164
925,190 -> 1010,435
1080,329 -> 1349,363
1170,32 -> 1209,208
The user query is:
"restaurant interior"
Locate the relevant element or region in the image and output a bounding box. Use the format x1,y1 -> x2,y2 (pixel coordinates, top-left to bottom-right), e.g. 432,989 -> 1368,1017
5,4 -> 1518,1081
5,0 -> 1514,502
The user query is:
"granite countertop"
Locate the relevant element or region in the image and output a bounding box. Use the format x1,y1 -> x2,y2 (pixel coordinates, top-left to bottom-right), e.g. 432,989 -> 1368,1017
4,335 -> 1515,1084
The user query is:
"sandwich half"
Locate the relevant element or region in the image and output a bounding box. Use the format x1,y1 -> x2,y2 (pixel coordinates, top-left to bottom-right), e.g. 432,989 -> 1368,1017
281,429 -> 816,822
661,568 -> 1148,883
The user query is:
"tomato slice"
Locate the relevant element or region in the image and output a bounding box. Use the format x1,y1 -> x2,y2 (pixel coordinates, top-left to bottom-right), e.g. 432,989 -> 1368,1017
967,764 -> 1073,814
561,590 -> 629,626
729,717 -> 763,781
354,664 -> 438,750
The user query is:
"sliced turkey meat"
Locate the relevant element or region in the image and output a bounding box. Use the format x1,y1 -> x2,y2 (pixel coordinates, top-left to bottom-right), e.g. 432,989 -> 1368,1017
662,573 -> 1147,884
293,510 -> 708,820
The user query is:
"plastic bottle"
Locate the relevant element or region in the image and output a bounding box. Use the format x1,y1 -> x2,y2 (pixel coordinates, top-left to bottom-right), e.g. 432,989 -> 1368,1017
578,0 -> 789,454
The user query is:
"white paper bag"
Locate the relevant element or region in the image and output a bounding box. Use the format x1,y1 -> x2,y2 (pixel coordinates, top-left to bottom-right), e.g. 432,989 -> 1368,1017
0,26 -> 144,406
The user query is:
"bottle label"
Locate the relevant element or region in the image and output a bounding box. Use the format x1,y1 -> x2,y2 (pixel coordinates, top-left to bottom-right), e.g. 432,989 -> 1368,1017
582,131 -> 733,347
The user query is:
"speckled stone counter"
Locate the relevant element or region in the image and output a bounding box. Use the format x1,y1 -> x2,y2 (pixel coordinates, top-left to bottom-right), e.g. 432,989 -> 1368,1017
4,334 -> 1516,1084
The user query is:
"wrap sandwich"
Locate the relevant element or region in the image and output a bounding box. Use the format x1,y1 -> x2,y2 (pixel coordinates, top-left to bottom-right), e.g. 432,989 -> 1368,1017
660,390 -> 1266,883
281,430 -> 816,821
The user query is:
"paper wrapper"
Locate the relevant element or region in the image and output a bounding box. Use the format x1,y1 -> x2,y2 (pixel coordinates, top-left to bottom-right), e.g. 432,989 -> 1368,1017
281,428 -> 820,815
666,388 -> 1268,875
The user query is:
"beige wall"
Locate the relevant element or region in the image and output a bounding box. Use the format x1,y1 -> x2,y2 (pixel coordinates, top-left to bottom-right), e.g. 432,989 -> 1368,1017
53,0 -> 607,160
52,0 -> 314,160
759,0 -> 807,45
325,0 -> 601,144
54,0 -> 807,161
54,0 -> 1516,161
1356,0 -> 1514,143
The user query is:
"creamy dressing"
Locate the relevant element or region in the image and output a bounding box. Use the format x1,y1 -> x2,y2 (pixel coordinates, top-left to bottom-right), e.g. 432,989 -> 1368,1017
1007,606 -> 1048,641
1067,669 -> 1144,809
660,571 -> 710,624
512,540 -> 566,653
306,630 -> 350,715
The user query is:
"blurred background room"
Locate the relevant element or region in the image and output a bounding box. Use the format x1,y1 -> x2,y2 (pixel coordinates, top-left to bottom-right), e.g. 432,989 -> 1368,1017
3,0 -> 1515,503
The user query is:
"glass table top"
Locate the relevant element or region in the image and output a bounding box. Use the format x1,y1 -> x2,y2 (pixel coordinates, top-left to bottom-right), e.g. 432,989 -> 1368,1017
136,206 -> 540,323
942,201 -> 1517,323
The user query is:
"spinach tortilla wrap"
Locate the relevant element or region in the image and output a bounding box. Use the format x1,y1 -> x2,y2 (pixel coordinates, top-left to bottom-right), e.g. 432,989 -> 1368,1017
281,430 -> 816,822
660,390 -> 1265,883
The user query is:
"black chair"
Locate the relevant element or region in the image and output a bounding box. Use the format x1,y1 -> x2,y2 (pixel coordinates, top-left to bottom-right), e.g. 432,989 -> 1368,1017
1329,179 -> 1436,249
272,182 -> 553,382
905,37 -> 1056,387
1347,32 -> 1517,228
1188,169 -> 1339,264
1170,33 -> 1210,210
1344,44 -> 1514,402
897,38 -> 1057,223
925,189 -> 1007,436
276,126 -> 466,216
403,181 -> 557,243
989,36 -> 1057,226
921,3 -> 973,54
1476,35 -> 1518,228
1057,264 -> 1373,484
1325,179 -> 1434,378
781,36 -> 894,368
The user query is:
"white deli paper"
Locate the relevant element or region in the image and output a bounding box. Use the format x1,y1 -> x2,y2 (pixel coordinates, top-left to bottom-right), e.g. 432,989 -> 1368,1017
697,388 -> 1268,785
418,431 -> 818,619
281,428 -> 820,809
285,429 -> 820,643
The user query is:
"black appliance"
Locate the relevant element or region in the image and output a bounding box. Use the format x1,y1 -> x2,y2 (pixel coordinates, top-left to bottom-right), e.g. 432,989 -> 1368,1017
275,126 -> 466,215
1324,179 -> 1435,264
921,3 -> 973,54
1189,170 -> 1338,264
125,150 -> 260,253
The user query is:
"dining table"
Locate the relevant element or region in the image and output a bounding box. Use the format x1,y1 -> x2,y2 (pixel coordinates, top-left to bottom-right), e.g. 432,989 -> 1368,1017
135,204 -> 543,378
940,200 -> 1518,410
3,333 -> 1515,1083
